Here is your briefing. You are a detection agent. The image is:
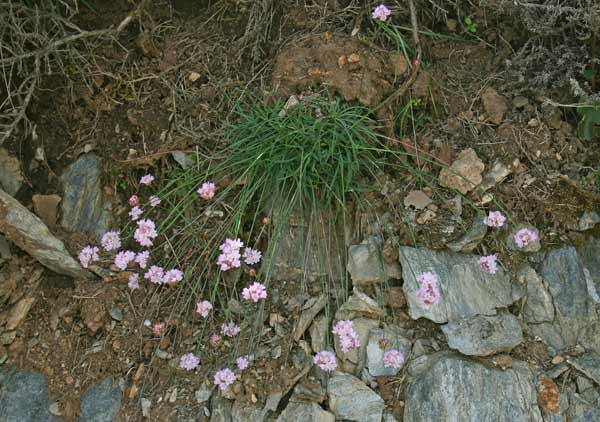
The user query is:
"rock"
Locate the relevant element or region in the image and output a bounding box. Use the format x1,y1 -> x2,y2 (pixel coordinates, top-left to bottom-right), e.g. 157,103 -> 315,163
578,211 -> 600,231
171,151 -> 194,170
0,366 -> 59,422
276,402 -> 334,422
441,312 -> 523,356
507,225 -> 541,253
195,383 -> 213,404
513,96 -> 529,108
581,237 -> 600,295
334,318 -> 379,374
294,295 -> 326,341
364,326 -> 411,377
309,315 -> 328,352
60,154 -> 112,241
399,246 -> 521,324
438,148 -> 485,194
48,402 -> 61,416
537,377 -> 561,415
32,195 -> 61,228
289,378 -> 326,403
231,400 -> 263,421
77,378 -> 123,422
347,237 -> 401,286
481,87 -> 508,125
404,352 -> 543,421
568,354 -> 600,386
568,392 -> 600,421
210,394 -> 233,422
519,266 -> 554,323
109,307 -> 123,322
327,372 -> 384,422
479,160 -> 514,192
6,296 -> 35,330
384,286 -> 406,309
141,398 -> 151,418
0,234 -> 10,262
82,301 -> 106,336
403,190 -> 432,210
335,289 -> 383,320
0,148 -> 23,196
446,217 -> 487,252
0,331 -> 16,345
0,189 -> 88,278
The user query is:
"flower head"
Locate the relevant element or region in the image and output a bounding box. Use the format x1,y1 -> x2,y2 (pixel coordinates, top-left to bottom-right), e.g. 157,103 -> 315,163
134,219 -> 157,247
333,320 -> 360,353
144,265 -> 165,284
242,282 -> 268,303
140,174 -> 154,185
210,334 -> 222,348
149,195 -> 161,207
196,300 -> 213,318
152,322 -> 165,337
383,349 -> 405,369
416,271 -> 441,309
163,269 -> 183,284
372,4 -> 391,21
135,251 -> 150,269
101,230 -> 121,252
78,246 -> 99,269
214,368 -> 236,391
514,228 -> 539,249
484,211 -> 506,228
217,238 -> 244,271
180,353 -> 200,371
128,273 -> 140,290
313,351 -> 337,372
129,206 -> 143,221
332,320 -> 355,337
129,195 -> 139,207
197,182 -> 216,200
114,250 -> 136,271
479,254 -> 499,274
243,247 -> 262,265
221,322 -> 241,338
236,356 -> 250,371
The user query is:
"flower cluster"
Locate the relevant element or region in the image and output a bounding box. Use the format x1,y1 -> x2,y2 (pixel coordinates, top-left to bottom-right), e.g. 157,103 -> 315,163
372,4 -> 391,21
243,247 -> 262,265
217,238 -> 244,271
129,206 -> 143,221
114,250 -> 136,271
479,254 -> 498,274
101,230 -> 121,252
236,356 -> 250,371
179,353 -> 200,371
135,251 -> 150,269
128,273 -> 140,290
197,182 -> 216,200
416,271 -> 441,309
242,282 -> 267,303
221,322 -> 241,338
195,300 -> 213,318
78,246 -> 99,269
514,228 -> 538,248
134,219 -> 157,247
333,320 -> 360,353
484,211 -> 506,228
149,195 -> 161,207
214,368 -> 236,391
143,266 -> 183,285
313,351 -> 337,372
383,349 -> 405,369
140,174 -> 154,185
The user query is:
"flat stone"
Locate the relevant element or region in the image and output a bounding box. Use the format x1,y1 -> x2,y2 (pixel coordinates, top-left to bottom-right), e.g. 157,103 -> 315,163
439,148 -> 485,194
482,87 -> 508,125
479,161 -> 514,192
231,400 -> 264,422
294,295 -> 326,341
580,237 -> 600,296
520,265 -> 554,323
347,237 -> 401,285
210,395 -> 232,422
335,289 -> 383,320
195,383 -> 213,404
327,372 -> 384,422
568,392 -> 600,421
32,195 -> 61,227
403,190 -> 432,210
309,315 -> 328,353
0,148 -> 23,196
276,402 -> 334,422
399,246 -> 521,324
578,211 -> 600,231
364,326 -> 411,377
77,378 -> 123,422
568,354 -> 600,386
404,352 -> 543,422
6,296 -> 35,330
442,312 -> 523,356
446,217 -> 487,253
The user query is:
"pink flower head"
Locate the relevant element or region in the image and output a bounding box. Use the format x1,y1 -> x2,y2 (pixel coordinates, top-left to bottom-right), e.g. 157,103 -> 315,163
221,322 -> 241,338
332,320 -> 355,337
333,320 -> 360,353
372,4 -> 391,21
140,174 -> 154,185
149,195 -> 161,207
134,219 -> 157,247
416,271 -> 441,309
242,282 -> 268,303
214,368 -> 236,391
313,351 -> 337,372
236,356 -> 250,371
197,182 -> 216,200
129,195 -> 139,206
144,265 -> 165,285
163,269 -> 183,284
217,238 -> 244,271
128,273 -> 140,290
101,230 -> 121,252
152,322 -> 165,337
514,228 -> 539,248
383,349 -> 405,369
484,211 -> 506,228
129,206 -> 143,221
195,300 -> 213,318
180,353 -> 200,371
78,246 -> 99,269
135,251 -> 150,269
417,271 -> 438,286
210,334 -> 222,348
243,247 -> 262,265
479,254 -> 499,274
114,250 -> 136,271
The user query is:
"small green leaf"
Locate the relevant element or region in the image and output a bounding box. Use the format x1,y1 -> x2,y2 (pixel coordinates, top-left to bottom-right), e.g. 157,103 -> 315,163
583,68 -> 597,81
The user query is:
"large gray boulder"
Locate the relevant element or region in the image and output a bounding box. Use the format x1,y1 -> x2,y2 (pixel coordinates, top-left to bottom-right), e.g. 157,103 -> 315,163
77,378 -> 123,422
0,366 -> 59,422
327,372 -> 384,422
276,402 -> 334,422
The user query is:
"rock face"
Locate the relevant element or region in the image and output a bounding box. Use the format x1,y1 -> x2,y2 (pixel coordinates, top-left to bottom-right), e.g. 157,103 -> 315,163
334,318 -> 379,374
446,217 -> 487,253
519,266 -> 554,324
404,352 -> 543,422
327,372 -> 384,422
568,354 -> 600,386
364,326 -> 412,377
438,148 -> 485,195
347,237 -> 401,285
0,188 -> 88,278
442,312 -> 523,356
276,402 -> 334,422
0,148 -> 23,196
77,378 -> 123,422
399,247 -> 521,323
61,154 -> 112,240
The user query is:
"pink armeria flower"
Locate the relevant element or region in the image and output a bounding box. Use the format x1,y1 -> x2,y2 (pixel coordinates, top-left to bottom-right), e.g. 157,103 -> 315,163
197,182 -> 216,200
479,254 -> 498,274
417,271 -> 438,286
149,195 -> 161,207
210,334 -> 222,348
135,251 -> 150,269
163,269 -> 183,284
195,300 -> 213,318
416,271 -> 441,309
128,273 -> 140,290
114,250 -> 136,271
78,246 -> 99,269
242,282 -> 267,303
313,351 -> 337,372
129,195 -> 139,207
129,206 -> 143,221
236,356 -> 250,371
372,4 -> 391,21
217,238 -> 244,271
243,248 -> 262,265
134,219 -> 157,247
144,265 -> 165,284
152,322 -> 165,337
140,174 -> 154,185
333,320 -> 360,353
180,353 -> 200,371
514,228 -> 539,248
221,322 -> 241,338
214,368 -> 236,391
332,320 -> 355,337
101,230 -> 121,252
484,211 -> 506,228
383,349 -> 405,369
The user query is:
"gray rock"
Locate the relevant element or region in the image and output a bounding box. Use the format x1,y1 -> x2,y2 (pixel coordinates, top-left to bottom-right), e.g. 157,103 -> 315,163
195,383 -> 213,404
276,402 -> 334,422
334,318 -> 379,374
109,307 -> 123,322
441,312 -> 523,356
568,354 -> 600,386
364,326 -> 411,377
0,366 -> 59,422
0,234 -> 10,262
507,225 -> 541,253
568,392 -> 600,422
309,315 -> 328,353
327,372 -> 384,422
0,188 -> 89,278
140,398 -> 151,418
61,154 -> 112,241
446,217 -> 487,252
294,295 -> 325,341
231,400 -> 264,422
171,151 -> 194,169
578,211 -> 600,231
519,266 -> 554,323
347,237 -> 401,285
404,352 -> 543,422
580,237 -> 600,296
399,247 -> 521,323
0,148 -> 23,196
77,378 -> 123,422
210,395 -> 232,422
335,289 -> 383,320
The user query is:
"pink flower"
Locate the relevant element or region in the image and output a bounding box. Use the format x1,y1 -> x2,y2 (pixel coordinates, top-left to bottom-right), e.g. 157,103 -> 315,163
479,254 -> 498,274
332,320 -> 355,337
195,300 -> 213,318
135,251 -> 150,269
129,206 -> 143,221
372,4 -> 391,21
180,353 -> 200,371
484,211 -> 506,228
134,219 -> 157,247
242,282 -> 267,303
101,230 -> 121,252
416,271 -> 441,309
140,174 -> 154,185
514,228 -> 539,248
149,195 -> 161,207
221,322 -> 241,338
243,247 -> 262,265
313,351 -> 337,372
417,271 -> 438,286
128,273 -> 140,290
236,356 -> 250,371
114,250 -> 136,270
217,238 -> 244,271
333,320 -> 360,353
163,269 -> 183,284
214,368 -> 236,391
152,322 -> 165,337
144,265 -> 165,284
210,334 -> 222,348
78,246 -> 99,269
197,182 -> 216,200
383,349 -> 405,369
128,195 -> 139,206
